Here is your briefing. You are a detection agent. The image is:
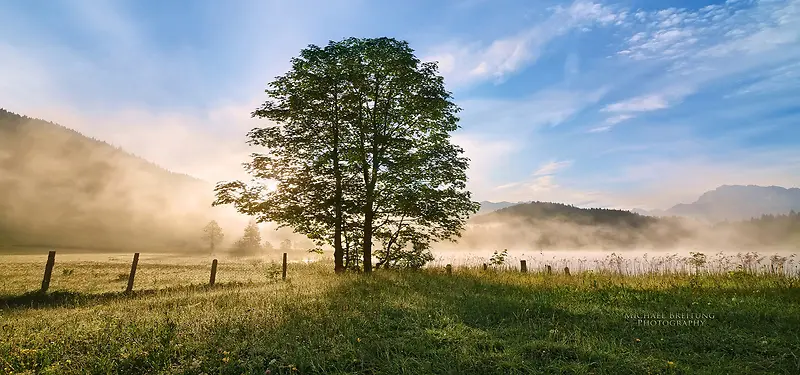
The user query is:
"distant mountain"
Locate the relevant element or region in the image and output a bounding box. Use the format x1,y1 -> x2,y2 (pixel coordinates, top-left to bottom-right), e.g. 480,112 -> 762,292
476,201 -> 520,215
0,108 -> 214,250
663,185 -> 800,221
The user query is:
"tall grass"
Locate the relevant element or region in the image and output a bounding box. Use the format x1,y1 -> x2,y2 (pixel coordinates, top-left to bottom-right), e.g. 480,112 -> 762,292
430,250 -> 800,277
1,254 -> 799,374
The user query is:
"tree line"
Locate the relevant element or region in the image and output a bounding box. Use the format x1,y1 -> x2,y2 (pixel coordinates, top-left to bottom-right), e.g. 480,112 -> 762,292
213,37 -> 478,273
202,220 -> 295,257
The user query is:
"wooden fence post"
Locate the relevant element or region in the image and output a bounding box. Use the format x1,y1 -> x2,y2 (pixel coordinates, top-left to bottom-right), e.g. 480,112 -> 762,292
546,265 -> 552,275
520,260 -> 527,273
446,264 -> 452,275
564,266 -> 570,276
126,253 -> 139,293
482,263 -> 487,271
209,259 -> 218,286
282,253 -> 287,280
40,251 -> 56,293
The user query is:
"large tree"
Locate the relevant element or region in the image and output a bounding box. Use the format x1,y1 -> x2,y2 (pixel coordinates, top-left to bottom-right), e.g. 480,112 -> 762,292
214,37 -> 478,273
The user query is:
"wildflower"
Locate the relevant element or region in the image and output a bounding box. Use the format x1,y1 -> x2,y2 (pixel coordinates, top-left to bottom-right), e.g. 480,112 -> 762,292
222,357 -> 230,363
265,370 -> 271,375
292,366 -> 298,371
357,338 -> 361,343
223,351 -> 229,355
635,338 -> 641,343
667,361 -> 675,367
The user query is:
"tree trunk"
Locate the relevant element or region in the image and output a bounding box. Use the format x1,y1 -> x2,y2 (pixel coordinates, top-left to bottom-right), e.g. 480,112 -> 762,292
383,220 -> 404,269
332,114 -> 344,274
362,196 -> 374,273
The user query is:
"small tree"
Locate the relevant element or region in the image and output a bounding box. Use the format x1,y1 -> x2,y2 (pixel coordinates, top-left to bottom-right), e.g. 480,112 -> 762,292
264,240 -> 274,252
232,221 -> 263,256
280,239 -> 292,252
688,252 -> 707,274
489,249 -> 508,266
202,220 -> 224,255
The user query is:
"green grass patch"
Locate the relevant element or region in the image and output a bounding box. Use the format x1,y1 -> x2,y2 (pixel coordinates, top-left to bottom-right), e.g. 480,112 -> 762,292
1,258 -> 799,374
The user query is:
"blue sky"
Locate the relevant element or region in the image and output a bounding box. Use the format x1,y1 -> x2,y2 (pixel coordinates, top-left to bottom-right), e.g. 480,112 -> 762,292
1,0 -> 798,210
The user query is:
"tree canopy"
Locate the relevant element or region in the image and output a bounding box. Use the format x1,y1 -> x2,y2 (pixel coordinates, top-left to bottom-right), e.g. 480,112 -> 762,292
214,37 -> 478,272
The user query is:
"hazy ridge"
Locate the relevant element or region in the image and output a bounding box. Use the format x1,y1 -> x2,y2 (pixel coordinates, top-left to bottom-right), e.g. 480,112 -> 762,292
0,109 -> 214,250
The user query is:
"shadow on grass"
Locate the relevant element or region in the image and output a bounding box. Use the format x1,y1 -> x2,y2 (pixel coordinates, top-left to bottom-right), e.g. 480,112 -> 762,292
4,269 -> 799,374
0,281 -> 258,311
206,270 -> 800,374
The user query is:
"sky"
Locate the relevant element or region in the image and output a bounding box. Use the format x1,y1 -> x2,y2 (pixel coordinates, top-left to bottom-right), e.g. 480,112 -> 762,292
1,0 -> 799,210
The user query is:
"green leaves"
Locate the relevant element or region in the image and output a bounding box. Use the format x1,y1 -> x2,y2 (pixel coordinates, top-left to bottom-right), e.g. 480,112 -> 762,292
215,37 -> 478,271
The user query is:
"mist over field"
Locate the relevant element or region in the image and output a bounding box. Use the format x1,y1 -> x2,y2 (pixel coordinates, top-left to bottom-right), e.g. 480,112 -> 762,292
0,111 -> 325,254
1,111 -> 796,271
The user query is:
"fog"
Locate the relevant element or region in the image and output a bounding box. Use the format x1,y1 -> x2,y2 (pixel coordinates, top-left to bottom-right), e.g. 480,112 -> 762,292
1,113 -> 797,273
0,113 -> 317,254
429,215 -> 799,275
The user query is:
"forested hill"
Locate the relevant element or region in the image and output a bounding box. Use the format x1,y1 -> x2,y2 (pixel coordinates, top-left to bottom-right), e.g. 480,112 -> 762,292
0,109 -> 213,251
474,201 -> 658,227
463,201 -> 799,250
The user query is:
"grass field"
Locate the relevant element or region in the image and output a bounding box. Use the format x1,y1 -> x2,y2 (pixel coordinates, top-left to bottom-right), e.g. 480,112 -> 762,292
1,253 -> 799,374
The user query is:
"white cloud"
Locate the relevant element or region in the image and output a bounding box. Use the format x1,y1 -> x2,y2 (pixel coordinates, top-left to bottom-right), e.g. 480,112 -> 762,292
488,160 -> 591,202
603,95 -> 668,112
605,114 -> 635,124
617,0 -> 800,65
452,133 -> 523,200
534,160 -> 573,176
460,86 -> 609,134
601,0 -> 800,121
587,114 -> 635,133
587,125 -> 612,133
423,0 -> 622,87
727,61 -> 800,97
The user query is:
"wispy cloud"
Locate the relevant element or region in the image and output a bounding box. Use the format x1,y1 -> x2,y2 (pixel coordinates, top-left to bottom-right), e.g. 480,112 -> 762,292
424,0 -> 623,88
603,95 -> 668,112
534,160 -> 573,176
610,0 -> 800,105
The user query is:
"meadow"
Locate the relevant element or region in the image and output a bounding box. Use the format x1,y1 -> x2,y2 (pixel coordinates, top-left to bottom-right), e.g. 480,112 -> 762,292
1,251 -> 799,375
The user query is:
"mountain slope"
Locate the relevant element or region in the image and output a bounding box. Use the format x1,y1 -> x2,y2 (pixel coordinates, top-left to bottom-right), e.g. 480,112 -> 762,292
0,108 -> 214,250
477,201 -> 656,227
476,201 -> 520,215
664,185 -> 800,221
460,201 -> 693,250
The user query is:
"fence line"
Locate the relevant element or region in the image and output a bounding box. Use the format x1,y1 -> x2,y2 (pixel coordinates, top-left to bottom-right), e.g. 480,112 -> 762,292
34,251 -> 291,294
27,250 -> 800,295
